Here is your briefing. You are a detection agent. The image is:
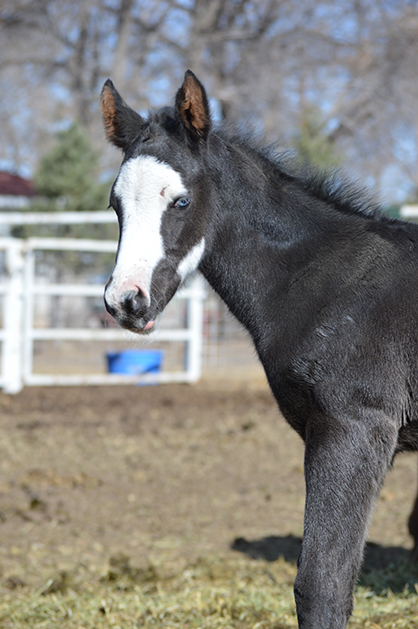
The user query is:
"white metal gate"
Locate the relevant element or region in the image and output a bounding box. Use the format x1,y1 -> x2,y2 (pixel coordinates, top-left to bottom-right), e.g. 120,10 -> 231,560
0,235 -> 205,394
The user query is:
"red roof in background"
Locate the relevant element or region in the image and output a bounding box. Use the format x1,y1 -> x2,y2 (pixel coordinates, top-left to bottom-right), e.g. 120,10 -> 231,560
0,171 -> 35,197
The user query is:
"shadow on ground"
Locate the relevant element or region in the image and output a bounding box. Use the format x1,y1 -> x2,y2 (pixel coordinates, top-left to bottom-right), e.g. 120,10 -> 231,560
231,535 -> 418,593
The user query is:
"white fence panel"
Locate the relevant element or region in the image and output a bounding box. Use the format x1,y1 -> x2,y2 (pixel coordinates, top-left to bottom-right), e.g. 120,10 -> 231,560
0,235 -> 205,393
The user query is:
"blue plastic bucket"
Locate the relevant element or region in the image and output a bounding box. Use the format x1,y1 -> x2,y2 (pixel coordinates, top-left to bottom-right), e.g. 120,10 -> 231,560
106,349 -> 163,381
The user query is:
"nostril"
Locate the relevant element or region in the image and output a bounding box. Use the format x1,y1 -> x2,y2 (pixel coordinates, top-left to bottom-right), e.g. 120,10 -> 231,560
135,291 -> 149,312
121,289 -> 149,315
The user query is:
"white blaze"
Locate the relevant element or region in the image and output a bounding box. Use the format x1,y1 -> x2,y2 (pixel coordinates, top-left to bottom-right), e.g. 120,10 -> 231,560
105,155 -> 206,318
105,155 -> 188,308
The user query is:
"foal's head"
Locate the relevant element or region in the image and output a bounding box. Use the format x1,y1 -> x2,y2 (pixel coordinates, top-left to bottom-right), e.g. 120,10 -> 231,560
101,71 -> 211,333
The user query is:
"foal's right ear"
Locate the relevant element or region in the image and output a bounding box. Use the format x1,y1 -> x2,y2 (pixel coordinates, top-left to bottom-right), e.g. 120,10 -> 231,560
100,79 -> 145,151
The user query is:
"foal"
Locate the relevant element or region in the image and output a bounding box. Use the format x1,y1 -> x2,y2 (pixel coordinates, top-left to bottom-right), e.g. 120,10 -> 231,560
101,70 -> 418,629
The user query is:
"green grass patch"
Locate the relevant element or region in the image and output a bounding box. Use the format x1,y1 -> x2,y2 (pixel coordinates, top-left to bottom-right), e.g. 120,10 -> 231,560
1,555 -> 418,628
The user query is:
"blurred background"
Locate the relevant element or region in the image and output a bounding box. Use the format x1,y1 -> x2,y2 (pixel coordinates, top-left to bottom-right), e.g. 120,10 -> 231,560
2,0 -> 418,204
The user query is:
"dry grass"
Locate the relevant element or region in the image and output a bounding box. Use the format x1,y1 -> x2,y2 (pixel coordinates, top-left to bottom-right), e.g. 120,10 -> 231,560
1,555 -> 418,629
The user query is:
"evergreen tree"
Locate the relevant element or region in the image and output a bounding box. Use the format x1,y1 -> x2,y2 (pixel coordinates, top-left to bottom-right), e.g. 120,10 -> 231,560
34,122 -> 109,215
12,123 -> 117,282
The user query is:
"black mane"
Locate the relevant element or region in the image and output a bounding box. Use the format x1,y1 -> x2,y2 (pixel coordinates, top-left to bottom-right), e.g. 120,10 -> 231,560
216,125 -> 386,222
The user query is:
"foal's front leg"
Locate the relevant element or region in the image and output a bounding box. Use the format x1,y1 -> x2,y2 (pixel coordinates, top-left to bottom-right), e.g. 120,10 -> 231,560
294,412 -> 398,629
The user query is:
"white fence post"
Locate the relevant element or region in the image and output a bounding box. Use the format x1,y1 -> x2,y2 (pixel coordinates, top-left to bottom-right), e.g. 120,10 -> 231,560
184,275 -> 205,382
2,240 -> 24,393
22,245 -> 35,384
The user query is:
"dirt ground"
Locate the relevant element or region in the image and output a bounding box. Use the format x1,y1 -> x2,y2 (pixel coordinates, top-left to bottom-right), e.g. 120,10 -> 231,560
0,378 -> 417,592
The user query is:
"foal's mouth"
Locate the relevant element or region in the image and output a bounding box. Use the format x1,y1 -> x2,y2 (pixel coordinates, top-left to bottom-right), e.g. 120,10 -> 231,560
126,318 -> 157,334
113,310 -> 159,335
115,301 -> 164,335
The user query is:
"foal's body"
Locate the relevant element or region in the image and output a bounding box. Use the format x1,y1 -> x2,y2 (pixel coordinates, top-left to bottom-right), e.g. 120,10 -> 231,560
101,71 -> 418,628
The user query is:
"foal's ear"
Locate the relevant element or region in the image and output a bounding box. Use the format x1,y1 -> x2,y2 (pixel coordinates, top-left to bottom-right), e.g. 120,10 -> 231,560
100,79 -> 145,151
175,70 -> 211,143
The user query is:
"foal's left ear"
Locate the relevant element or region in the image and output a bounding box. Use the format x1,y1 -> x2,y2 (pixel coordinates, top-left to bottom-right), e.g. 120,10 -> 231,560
175,70 -> 211,143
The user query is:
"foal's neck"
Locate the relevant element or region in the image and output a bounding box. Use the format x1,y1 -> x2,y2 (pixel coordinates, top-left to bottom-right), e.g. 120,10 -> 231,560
199,136 -> 368,348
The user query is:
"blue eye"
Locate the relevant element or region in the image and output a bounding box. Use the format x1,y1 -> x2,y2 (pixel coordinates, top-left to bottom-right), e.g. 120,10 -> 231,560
173,197 -> 191,209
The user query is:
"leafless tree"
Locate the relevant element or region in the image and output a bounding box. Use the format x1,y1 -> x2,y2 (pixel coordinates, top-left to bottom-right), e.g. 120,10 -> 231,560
1,0 -> 418,201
